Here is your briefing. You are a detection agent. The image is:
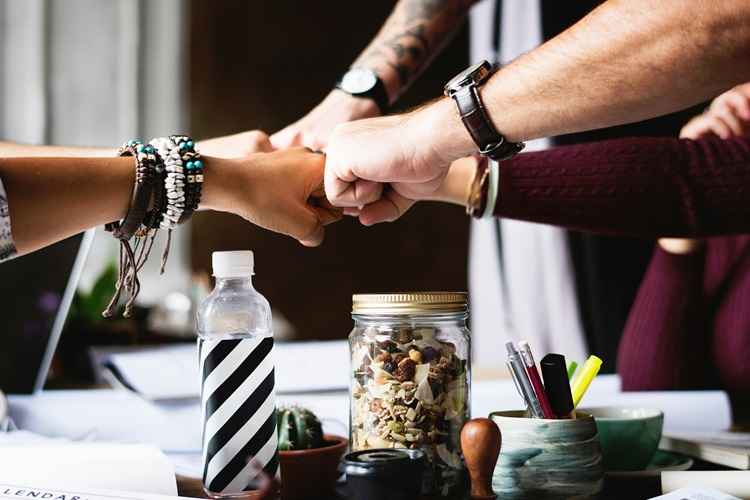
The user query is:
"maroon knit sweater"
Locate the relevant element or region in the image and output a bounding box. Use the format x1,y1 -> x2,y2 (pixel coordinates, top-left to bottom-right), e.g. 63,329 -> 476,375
495,135 -> 750,392
617,238 -> 750,393
495,135 -> 750,237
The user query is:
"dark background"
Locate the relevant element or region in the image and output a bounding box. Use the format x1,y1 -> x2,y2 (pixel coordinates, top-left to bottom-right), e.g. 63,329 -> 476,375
189,1 -> 471,340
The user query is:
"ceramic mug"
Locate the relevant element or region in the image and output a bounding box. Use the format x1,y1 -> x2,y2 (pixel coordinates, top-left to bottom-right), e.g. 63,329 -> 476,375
581,407 -> 664,471
490,410 -> 603,500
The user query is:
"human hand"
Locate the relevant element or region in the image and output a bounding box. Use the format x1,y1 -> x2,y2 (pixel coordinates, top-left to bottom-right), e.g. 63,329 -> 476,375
680,83 -> 750,139
324,100 -> 471,225
202,149 -> 342,247
198,130 -> 274,158
270,90 -> 381,151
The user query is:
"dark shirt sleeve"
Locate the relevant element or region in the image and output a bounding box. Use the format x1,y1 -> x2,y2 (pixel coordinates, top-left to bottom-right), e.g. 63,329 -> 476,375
617,247 -> 710,390
495,135 -> 750,238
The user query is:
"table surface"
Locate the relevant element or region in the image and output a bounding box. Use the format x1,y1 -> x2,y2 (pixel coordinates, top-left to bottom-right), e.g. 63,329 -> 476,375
176,459 -> 730,500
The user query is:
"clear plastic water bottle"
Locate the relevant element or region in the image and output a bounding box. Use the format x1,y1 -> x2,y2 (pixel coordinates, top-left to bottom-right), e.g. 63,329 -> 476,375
197,250 -> 279,498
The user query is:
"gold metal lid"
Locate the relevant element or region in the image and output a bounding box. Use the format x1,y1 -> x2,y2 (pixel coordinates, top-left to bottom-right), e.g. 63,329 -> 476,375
352,292 -> 468,315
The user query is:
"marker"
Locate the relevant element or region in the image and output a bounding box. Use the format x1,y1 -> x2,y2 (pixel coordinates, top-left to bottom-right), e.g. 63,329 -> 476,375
567,360 -> 578,381
571,355 -> 603,408
517,341 -> 555,419
540,353 -> 574,419
506,342 -> 545,418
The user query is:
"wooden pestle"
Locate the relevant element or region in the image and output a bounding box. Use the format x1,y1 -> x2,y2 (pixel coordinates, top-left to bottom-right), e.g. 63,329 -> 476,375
461,418 -> 502,500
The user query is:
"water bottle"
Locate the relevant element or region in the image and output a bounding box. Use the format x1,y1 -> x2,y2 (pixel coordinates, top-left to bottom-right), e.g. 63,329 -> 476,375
197,250 -> 279,498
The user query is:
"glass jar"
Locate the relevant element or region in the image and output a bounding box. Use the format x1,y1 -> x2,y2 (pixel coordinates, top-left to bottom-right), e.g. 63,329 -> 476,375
349,292 -> 471,499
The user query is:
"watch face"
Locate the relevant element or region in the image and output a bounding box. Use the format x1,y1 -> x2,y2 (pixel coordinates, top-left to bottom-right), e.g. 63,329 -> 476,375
444,60 -> 492,94
341,68 -> 377,94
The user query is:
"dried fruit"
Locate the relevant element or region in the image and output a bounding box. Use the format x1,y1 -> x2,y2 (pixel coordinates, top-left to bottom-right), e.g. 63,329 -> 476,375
378,340 -> 400,353
422,346 -> 439,362
395,358 -> 416,382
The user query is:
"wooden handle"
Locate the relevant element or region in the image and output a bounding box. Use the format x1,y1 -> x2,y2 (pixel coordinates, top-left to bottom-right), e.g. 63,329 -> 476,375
461,418 -> 501,500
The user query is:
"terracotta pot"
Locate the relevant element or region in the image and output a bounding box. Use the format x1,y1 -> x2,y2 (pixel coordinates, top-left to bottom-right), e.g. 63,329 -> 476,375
279,434 -> 348,500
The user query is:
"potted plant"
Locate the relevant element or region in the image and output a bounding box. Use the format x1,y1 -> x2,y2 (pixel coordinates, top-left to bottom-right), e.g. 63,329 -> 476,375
277,405 -> 347,500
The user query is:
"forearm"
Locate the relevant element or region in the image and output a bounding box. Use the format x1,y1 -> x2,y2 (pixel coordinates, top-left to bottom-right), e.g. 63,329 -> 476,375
618,247 -> 709,390
0,156 -> 227,256
435,135 -> 750,238
415,0 -> 750,162
353,0 -> 476,102
0,141 -> 112,157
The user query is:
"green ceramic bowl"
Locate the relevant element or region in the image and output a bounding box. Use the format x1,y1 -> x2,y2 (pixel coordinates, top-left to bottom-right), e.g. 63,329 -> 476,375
582,407 -> 664,471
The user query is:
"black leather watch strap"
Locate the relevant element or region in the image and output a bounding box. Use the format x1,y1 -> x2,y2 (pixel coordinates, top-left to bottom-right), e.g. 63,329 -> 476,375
452,85 -> 524,161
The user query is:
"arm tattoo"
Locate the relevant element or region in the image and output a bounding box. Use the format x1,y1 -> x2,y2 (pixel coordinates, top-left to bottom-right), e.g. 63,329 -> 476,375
356,0 -> 474,93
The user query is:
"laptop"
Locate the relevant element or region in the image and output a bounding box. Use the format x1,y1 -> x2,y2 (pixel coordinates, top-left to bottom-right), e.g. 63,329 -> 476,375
0,229 -> 95,394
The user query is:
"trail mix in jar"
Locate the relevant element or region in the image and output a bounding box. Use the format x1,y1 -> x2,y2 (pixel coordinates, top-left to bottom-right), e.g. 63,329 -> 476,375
350,325 -> 469,496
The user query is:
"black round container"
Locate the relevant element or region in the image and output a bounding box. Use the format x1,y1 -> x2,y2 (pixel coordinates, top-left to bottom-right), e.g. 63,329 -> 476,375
343,448 -> 426,500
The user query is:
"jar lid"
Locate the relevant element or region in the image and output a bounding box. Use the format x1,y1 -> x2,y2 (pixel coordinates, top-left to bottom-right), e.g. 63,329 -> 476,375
352,292 -> 468,315
342,448 -> 426,477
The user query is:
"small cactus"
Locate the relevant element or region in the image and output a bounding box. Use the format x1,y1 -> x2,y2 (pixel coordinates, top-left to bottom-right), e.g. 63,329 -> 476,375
277,405 -> 324,451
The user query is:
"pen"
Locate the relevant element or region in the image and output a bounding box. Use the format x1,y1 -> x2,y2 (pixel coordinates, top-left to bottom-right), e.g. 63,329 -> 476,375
540,353 -> 575,419
567,360 -> 578,381
571,355 -> 603,408
506,342 -> 544,418
517,341 -> 555,419
506,360 -> 530,414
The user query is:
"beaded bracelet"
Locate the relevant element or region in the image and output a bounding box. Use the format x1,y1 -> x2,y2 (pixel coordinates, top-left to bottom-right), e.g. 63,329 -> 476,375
103,140 -> 164,318
170,135 -> 203,224
150,136 -> 186,230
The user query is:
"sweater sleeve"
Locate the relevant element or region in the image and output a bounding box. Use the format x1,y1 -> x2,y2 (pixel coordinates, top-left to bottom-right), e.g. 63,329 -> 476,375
617,246 -> 710,390
495,135 -> 750,238
0,176 -> 16,262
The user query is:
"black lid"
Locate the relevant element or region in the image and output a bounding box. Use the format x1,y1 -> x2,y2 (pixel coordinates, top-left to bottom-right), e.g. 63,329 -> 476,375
540,353 -> 574,417
342,449 -> 425,477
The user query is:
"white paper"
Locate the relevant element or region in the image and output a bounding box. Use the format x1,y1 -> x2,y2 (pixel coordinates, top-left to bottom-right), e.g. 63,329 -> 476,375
8,390 -> 198,452
0,444 -> 176,495
662,472 -> 750,499
649,487 -> 741,500
0,483 -> 191,500
664,431 -> 750,449
99,340 -> 350,400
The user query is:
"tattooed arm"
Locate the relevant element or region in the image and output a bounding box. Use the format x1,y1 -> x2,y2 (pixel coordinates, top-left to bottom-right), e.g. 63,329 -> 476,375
271,0 -> 476,150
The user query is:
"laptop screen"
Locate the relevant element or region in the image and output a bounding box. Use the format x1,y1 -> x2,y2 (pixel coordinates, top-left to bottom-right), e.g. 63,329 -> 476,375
0,232 -> 91,394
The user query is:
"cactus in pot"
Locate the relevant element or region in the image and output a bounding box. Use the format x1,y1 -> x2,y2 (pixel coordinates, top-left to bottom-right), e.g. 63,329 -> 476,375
277,405 -> 325,451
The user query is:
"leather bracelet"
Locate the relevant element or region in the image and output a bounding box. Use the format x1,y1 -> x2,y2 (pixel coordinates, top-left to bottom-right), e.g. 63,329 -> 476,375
106,141 -> 160,240
466,155 -> 489,217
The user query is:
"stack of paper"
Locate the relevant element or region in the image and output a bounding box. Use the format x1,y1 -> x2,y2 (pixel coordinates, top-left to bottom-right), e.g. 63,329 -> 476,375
95,340 -> 350,400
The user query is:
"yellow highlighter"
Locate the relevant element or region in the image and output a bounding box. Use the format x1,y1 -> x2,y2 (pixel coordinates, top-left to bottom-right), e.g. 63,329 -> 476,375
571,355 -> 602,408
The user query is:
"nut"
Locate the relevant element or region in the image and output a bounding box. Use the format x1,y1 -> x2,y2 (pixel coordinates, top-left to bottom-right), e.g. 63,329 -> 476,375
375,352 -> 392,363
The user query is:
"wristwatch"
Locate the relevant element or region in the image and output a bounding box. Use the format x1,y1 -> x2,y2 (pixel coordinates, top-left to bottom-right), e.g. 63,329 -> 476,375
336,67 -> 389,114
444,60 -> 525,161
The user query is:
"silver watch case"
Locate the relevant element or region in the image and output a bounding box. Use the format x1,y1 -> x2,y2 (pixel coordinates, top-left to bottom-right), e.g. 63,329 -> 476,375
443,60 -> 493,97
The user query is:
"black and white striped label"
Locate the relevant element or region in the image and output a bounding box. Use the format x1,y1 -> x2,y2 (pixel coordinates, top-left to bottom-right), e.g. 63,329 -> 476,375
199,336 -> 279,494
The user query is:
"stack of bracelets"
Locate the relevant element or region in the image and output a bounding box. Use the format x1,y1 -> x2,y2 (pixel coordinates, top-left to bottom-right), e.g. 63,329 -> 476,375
103,135 -> 203,318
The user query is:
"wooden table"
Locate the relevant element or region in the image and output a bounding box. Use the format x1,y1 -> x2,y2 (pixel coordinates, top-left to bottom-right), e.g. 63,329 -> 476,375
177,460 -> 730,499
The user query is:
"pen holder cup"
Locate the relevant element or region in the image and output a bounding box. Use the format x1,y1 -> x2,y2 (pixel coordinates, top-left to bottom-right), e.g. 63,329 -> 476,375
489,410 -> 604,500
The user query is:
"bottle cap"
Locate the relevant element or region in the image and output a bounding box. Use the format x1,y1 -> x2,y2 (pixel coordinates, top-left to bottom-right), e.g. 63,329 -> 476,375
212,250 -> 254,277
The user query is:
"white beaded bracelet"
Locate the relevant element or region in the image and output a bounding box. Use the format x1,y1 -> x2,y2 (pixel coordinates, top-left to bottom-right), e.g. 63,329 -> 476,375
481,159 -> 500,219
150,136 -> 185,230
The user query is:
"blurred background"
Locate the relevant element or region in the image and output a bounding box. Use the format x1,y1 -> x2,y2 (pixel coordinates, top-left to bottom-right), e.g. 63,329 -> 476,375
0,0 -> 470,386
